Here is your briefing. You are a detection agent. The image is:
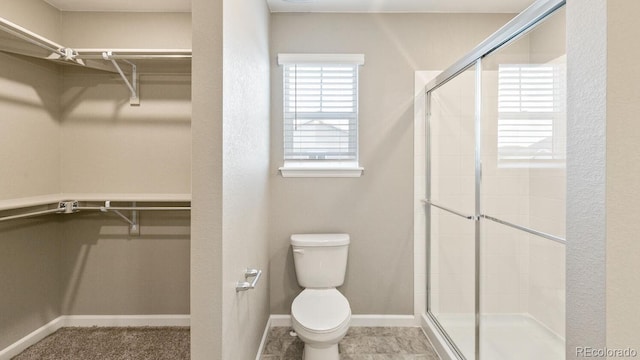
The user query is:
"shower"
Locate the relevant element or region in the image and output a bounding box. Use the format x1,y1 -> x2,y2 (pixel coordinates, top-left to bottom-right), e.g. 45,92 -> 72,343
419,0 -> 566,359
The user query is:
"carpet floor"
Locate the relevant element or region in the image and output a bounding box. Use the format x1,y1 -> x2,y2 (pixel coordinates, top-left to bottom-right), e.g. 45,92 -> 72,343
12,327 -> 190,360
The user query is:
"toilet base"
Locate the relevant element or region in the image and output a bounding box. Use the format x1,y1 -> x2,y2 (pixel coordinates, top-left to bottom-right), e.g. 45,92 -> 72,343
302,343 -> 339,360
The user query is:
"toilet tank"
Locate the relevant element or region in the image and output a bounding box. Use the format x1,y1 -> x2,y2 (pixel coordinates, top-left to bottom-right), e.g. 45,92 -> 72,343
291,233 -> 350,288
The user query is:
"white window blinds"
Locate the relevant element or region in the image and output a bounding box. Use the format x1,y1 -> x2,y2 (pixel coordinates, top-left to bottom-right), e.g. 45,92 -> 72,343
497,63 -> 566,165
280,54 -> 363,162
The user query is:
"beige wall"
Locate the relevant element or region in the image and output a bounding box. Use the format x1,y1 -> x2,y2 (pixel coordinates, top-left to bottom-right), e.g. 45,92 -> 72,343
61,12 -> 191,49
0,36 -> 62,349
606,0 -> 640,352
58,10 -> 192,197
0,53 -> 60,200
0,217 -> 62,350
191,0 -> 224,358
59,68 -> 191,195
269,13 -> 514,315
0,0 -> 61,43
57,12 -> 192,318
60,210 -> 190,315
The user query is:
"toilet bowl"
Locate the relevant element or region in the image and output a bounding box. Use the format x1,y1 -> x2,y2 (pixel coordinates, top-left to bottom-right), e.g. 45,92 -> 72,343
290,233 -> 351,360
291,289 -> 351,360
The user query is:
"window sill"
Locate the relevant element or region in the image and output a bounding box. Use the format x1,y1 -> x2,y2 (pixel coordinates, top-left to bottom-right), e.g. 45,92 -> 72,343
279,164 -> 364,178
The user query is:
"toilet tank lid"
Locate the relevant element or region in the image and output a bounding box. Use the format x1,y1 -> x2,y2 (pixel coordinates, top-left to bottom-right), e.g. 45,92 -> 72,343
290,233 -> 350,247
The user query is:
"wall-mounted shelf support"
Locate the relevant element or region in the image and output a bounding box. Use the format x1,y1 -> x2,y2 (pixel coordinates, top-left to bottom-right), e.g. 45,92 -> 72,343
0,17 -> 192,106
59,200 -> 79,214
46,48 -> 85,66
102,51 -> 139,106
0,196 -> 191,227
100,200 -> 139,235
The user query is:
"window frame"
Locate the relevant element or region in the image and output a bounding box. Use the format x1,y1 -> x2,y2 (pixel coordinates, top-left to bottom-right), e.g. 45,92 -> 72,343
278,53 -> 365,178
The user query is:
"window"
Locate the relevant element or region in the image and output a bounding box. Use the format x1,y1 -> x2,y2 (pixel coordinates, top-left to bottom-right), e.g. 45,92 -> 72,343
497,61 -> 566,167
278,54 -> 364,177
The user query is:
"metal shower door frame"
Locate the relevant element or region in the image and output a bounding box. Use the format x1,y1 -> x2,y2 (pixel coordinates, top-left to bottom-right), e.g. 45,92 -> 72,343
423,1 -> 566,359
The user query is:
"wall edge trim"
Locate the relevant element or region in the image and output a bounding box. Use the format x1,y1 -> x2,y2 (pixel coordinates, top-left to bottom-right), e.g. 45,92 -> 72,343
0,317 -> 64,360
255,316 -> 272,360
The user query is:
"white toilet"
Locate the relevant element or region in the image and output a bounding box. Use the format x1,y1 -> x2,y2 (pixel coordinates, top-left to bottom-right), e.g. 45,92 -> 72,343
290,233 -> 351,360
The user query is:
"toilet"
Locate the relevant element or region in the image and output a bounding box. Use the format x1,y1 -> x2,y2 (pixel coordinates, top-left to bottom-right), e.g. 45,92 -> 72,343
290,233 -> 351,360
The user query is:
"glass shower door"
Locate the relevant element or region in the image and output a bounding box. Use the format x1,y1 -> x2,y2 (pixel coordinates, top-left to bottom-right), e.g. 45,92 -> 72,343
478,7 -> 566,360
427,65 -> 478,360
423,2 -> 567,359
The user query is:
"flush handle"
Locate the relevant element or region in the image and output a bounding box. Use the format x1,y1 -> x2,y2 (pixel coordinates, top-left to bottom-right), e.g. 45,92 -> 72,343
293,249 -> 304,255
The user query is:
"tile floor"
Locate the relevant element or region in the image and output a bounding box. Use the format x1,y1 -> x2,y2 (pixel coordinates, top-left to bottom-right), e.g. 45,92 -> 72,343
260,327 -> 440,360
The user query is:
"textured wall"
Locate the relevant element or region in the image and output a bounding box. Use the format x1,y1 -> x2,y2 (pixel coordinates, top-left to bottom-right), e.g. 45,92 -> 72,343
269,13 -> 514,315
566,0 -> 607,356
221,0 -> 271,358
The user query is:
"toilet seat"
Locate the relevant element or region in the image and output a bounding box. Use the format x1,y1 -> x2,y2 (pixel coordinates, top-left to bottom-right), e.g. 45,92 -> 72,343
291,288 -> 351,334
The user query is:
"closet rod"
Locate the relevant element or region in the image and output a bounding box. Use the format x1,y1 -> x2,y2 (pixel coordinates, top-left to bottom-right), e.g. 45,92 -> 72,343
0,17 -> 65,57
73,49 -> 192,60
76,54 -> 191,60
0,208 -> 63,223
79,206 -> 191,211
0,204 -> 190,223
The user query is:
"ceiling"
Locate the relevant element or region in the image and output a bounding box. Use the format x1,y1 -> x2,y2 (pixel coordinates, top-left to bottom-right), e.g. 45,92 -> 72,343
44,0 -> 534,13
267,0 -> 534,13
43,0 -> 191,12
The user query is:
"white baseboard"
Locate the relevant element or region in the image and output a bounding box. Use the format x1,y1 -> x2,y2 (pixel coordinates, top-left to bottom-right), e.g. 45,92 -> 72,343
254,317 -> 271,360
268,314 -> 419,328
0,317 -> 64,360
0,314 -> 190,360
61,315 -> 190,327
269,314 -> 293,327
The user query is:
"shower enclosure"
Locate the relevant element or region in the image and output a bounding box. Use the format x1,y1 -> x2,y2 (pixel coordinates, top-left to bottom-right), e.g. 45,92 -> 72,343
422,0 -> 566,359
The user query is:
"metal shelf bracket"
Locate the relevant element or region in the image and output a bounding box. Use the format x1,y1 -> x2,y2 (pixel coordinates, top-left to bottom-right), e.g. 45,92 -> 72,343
102,51 -> 140,106
100,201 -> 140,236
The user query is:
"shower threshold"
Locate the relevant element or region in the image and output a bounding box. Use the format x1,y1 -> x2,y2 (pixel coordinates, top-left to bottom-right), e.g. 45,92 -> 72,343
434,313 -> 565,360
